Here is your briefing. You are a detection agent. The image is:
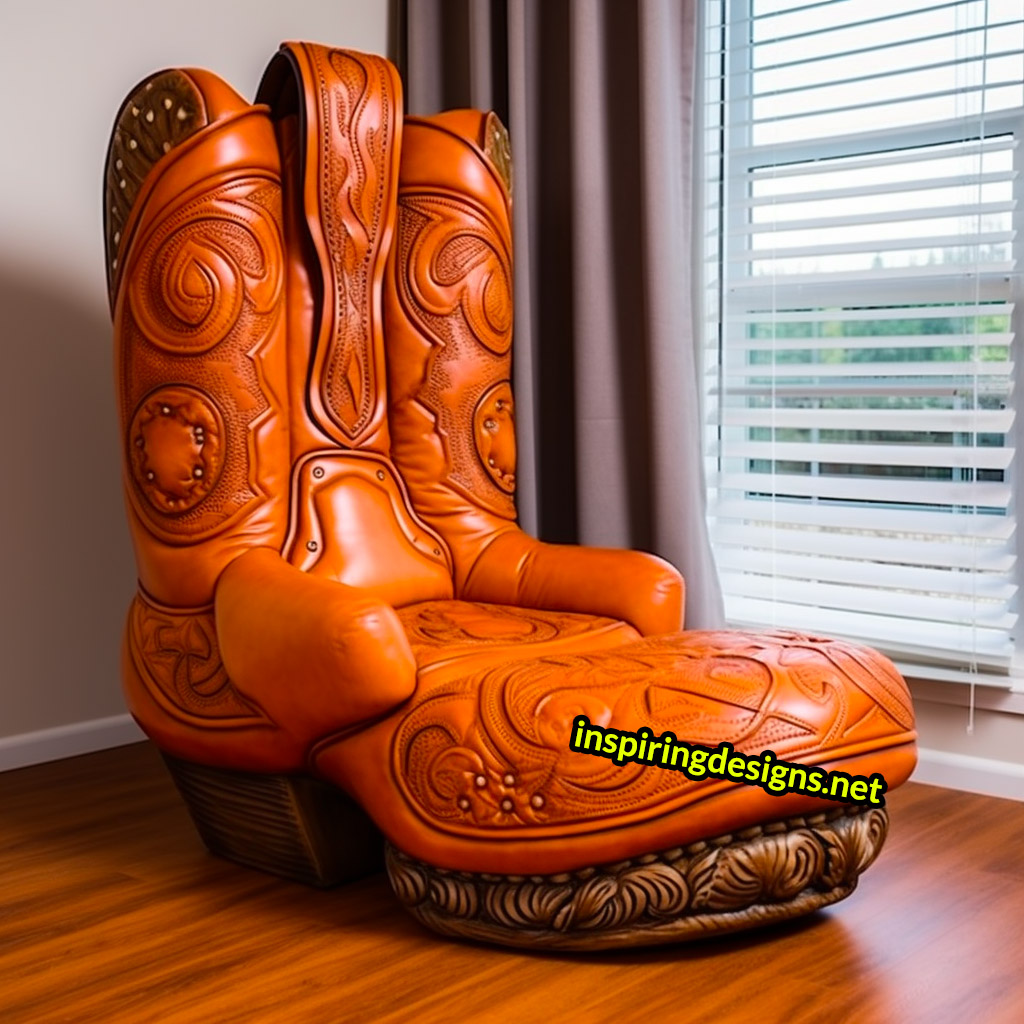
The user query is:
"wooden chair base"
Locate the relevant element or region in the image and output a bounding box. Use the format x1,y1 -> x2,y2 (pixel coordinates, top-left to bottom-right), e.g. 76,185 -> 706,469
162,756 -> 887,948
385,805 -> 888,950
162,755 -> 383,887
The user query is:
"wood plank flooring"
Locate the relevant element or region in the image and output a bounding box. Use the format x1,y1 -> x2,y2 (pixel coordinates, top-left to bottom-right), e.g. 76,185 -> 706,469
2,742 -> 1022,1023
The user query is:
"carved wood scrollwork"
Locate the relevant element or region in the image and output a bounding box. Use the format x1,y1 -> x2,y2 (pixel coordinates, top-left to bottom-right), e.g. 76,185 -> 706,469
386,806 -> 888,949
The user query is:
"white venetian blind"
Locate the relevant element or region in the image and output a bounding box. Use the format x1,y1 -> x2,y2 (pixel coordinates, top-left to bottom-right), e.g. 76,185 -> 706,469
702,0 -> 1024,678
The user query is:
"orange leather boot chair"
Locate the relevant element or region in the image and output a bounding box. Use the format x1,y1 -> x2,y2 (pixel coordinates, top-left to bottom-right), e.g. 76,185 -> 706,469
104,42 -> 917,949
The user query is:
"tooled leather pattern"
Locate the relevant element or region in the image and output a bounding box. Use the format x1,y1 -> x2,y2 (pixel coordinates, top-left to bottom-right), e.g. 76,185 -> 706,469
121,177 -> 284,542
397,601 -> 628,656
393,190 -> 516,517
127,595 -> 265,724
305,46 -> 397,446
393,630 -> 914,833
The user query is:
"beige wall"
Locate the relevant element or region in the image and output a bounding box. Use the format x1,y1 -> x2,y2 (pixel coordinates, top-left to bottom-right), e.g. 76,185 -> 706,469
0,1 -> 389,749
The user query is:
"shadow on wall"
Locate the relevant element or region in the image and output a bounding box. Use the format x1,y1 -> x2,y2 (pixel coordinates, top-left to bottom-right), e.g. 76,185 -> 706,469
0,266 -> 136,737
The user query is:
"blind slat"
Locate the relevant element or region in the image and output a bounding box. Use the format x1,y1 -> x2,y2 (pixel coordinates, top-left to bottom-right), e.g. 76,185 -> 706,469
704,0 -> 944,34
726,82 -> 1024,131
723,333 -> 1013,350
716,408 -> 1015,431
704,19 -> 1024,81
740,138 -> 1016,181
715,471 -> 1012,507
719,571 -> 1017,628
732,230 -> 1015,262
724,307 -> 1011,323
722,268 -> 1017,308
712,526 -> 1015,573
717,439 -> 1014,470
713,548 -> 1017,599
715,383 -> 1010,397
742,0 -> 998,49
729,202 -> 1017,236
738,170 -> 1016,207
728,51 -> 1023,107
720,360 -> 1013,378
712,501 -> 1015,544
722,111 -> 1023,165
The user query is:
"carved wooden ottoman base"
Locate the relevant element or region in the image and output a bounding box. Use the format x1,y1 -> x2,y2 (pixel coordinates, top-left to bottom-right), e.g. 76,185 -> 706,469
385,805 -> 888,950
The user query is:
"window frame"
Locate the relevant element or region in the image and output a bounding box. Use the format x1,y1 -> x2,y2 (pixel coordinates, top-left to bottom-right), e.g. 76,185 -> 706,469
700,0 -> 1024,689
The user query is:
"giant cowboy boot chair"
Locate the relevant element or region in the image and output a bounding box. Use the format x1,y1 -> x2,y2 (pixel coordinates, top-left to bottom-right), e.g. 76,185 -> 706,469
105,42 -> 917,949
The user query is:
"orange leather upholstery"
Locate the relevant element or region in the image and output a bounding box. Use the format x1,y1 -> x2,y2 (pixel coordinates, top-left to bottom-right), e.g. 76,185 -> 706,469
382,112 -> 685,635
108,43 -> 915,881
317,629 -> 916,873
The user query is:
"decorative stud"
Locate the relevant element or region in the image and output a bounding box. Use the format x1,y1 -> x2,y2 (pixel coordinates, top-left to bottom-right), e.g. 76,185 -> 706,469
162,141 -> 171,153
433,547 -> 441,556
177,107 -> 188,121
484,418 -> 497,430
500,798 -> 514,813
530,794 -> 544,809
160,405 -> 171,415
487,457 -> 496,466
193,467 -> 203,479
312,466 -> 325,479
146,471 -> 155,480
135,437 -> 144,447
503,773 -> 515,787
128,139 -> 138,150
113,231 -> 121,244
115,159 -> 123,171
118,179 -> 126,189
376,469 -> 386,481
163,97 -> 173,110
131,105 -> 140,117
457,797 -> 471,811
145,109 -> 155,123
306,540 -> 318,552
474,775 -> 487,788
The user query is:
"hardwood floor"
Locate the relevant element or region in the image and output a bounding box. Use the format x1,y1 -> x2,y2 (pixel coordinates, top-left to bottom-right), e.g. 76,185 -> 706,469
2,743 -> 1022,1024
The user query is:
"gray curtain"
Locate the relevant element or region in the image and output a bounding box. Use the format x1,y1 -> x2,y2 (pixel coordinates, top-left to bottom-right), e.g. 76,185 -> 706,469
399,0 -> 724,629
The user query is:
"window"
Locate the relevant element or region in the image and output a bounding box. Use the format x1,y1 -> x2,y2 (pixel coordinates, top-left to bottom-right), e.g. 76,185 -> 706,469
701,0 -> 1024,683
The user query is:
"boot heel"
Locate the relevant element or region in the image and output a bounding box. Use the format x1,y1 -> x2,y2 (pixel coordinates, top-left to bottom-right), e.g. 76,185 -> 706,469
162,755 -> 382,887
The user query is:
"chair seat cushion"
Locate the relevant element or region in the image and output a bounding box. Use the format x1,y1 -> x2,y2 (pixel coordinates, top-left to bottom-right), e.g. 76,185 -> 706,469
316,628 -> 917,874
396,600 -> 641,682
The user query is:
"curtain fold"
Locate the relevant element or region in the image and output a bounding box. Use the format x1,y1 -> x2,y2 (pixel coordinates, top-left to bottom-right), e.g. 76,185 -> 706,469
400,0 -> 724,629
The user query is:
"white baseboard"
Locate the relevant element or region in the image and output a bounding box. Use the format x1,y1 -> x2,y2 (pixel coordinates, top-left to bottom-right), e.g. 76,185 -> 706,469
0,714 -> 146,772
912,746 -> 1024,802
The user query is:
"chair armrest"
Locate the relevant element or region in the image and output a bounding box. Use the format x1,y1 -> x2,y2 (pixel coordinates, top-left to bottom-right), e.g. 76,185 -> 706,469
461,530 -> 684,636
215,548 -> 417,741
